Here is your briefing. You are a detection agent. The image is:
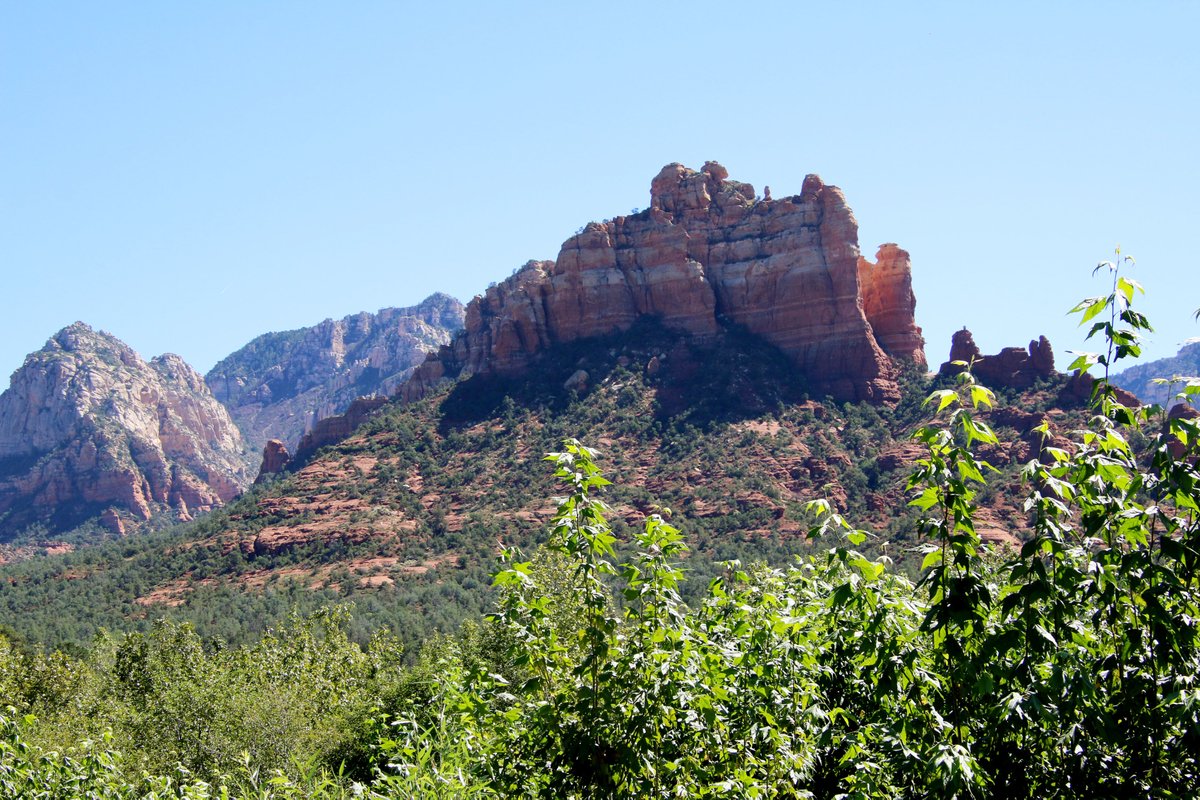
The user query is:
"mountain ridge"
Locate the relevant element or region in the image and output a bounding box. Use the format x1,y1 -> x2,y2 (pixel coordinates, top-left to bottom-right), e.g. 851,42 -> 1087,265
0,322 -> 250,539
1112,340 -> 1200,406
206,293 -> 464,452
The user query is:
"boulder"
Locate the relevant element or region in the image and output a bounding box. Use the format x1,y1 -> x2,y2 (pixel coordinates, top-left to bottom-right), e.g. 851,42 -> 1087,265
564,369 -> 589,393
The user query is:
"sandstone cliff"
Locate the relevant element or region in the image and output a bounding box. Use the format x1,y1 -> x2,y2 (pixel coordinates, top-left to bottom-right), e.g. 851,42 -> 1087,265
858,244 -> 926,368
293,396 -> 389,459
207,293 -> 464,451
403,162 -> 924,404
0,323 -> 250,537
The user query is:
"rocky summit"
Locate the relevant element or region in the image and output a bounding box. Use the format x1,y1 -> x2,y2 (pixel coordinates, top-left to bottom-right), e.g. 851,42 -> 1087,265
207,293 -> 464,451
403,162 -> 925,405
0,323 -> 250,537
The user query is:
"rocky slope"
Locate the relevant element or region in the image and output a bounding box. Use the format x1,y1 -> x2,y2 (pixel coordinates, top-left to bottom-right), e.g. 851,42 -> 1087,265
0,320 -> 1095,648
0,323 -> 250,538
403,162 -> 924,405
1112,340 -> 1200,406
206,293 -> 464,451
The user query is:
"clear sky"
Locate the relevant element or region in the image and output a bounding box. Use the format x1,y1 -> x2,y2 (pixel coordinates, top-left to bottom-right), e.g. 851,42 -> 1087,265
3,2 -> 1198,389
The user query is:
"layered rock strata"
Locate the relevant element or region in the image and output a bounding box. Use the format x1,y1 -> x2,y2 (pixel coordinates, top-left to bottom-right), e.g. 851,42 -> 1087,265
858,244 -> 927,369
208,293 -> 464,451
404,162 -> 924,404
0,323 -> 250,536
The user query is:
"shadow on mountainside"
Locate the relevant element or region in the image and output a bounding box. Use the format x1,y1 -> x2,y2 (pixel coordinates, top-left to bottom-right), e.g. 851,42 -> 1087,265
436,318 -> 812,436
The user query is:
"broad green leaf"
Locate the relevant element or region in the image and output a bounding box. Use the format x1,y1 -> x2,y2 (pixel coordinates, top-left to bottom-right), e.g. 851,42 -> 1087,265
1076,297 -> 1109,325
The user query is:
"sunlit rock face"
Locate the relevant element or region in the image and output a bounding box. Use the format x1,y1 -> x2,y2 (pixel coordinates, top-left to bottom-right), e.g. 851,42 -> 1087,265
207,293 -> 464,451
858,243 -> 926,369
0,323 -> 250,536
404,162 -> 924,404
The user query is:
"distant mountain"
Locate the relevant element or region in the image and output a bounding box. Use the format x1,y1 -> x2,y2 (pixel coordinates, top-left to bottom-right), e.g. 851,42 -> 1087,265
1112,341 -> 1200,406
0,323 -> 250,540
206,293 -> 464,452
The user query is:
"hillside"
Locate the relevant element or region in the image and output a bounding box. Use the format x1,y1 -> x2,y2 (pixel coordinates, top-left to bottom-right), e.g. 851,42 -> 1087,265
0,320 -> 1081,650
206,293 -> 464,452
1112,339 -> 1200,405
0,323 -> 250,543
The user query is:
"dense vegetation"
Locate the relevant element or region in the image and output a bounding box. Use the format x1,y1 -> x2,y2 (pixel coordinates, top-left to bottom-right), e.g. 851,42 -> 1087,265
3,265 -> 1199,796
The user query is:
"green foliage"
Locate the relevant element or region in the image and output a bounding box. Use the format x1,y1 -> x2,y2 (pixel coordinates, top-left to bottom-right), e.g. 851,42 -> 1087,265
3,256 -> 1199,797
375,263 -> 1200,796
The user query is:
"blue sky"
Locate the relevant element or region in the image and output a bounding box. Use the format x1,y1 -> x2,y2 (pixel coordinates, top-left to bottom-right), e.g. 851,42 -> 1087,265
3,3 -> 1197,388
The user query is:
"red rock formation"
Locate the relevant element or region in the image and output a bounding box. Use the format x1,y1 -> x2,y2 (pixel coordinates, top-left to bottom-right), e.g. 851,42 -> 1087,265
405,162 -> 922,404
99,508 -> 125,535
1029,336 -> 1055,376
294,396 -> 388,459
1064,372 -> 1142,408
939,329 -> 1056,390
858,244 -> 926,367
254,439 -> 292,484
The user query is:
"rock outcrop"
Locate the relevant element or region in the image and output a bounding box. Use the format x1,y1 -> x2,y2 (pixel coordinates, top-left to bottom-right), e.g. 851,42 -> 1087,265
1063,372 -> 1142,408
0,323 -> 250,538
254,439 -> 291,484
403,162 -> 924,404
938,328 -> 1055,389
294,396 -> 389,460
858,244 -> 927,368
207,293 -> 463,451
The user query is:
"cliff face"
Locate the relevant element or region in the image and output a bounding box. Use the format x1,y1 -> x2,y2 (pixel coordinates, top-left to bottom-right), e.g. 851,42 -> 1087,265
0,323 -> 250,537
207,293 -> 464,450
404,162 -> 923,404
293,396 -> 389,458
858,243 -> 926,368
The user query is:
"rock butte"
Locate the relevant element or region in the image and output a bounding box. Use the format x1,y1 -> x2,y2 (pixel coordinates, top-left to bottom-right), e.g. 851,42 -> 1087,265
254,439 -> 292,484
403,161 -> 925,404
